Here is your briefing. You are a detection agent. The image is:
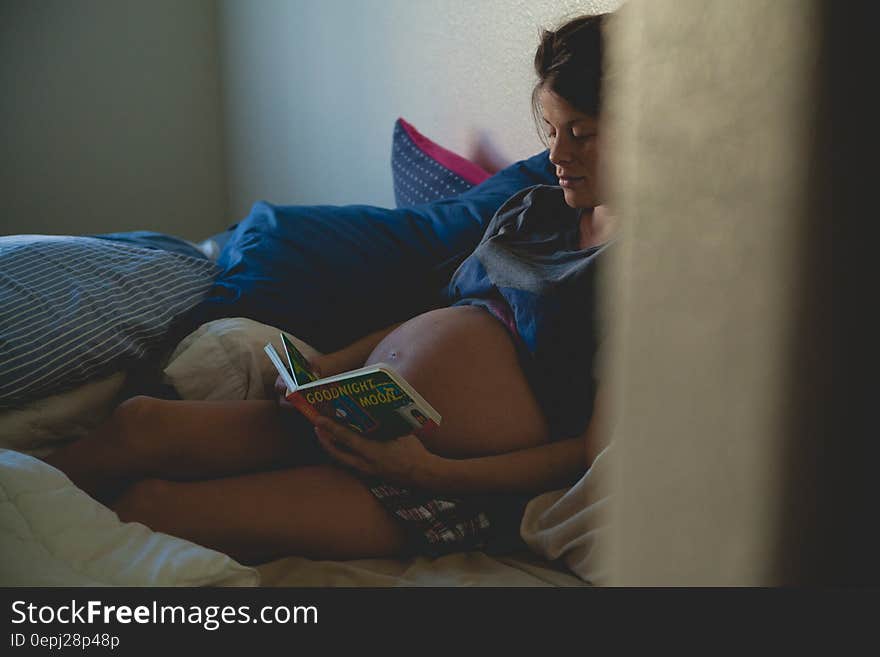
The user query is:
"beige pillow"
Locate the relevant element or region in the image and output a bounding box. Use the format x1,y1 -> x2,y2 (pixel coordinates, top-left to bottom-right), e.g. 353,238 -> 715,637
0,372 -> 127,457
163,317 -> 321,401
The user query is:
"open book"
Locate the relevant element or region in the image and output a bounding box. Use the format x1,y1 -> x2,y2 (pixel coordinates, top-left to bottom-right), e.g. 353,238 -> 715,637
265,333 -> 441,441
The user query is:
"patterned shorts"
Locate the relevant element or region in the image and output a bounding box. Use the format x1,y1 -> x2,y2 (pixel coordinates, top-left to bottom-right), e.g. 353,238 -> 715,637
362,477 -> 534,558
365,479 -> 493,556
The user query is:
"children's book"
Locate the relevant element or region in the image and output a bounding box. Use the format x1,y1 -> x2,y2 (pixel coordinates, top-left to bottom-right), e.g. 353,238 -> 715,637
265,333 -> 441,441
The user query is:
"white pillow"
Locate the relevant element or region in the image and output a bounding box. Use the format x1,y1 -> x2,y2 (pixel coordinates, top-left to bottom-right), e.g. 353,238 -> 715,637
163,317 -> 322,401
0,449 -> 258,586
520,444 -> 612,585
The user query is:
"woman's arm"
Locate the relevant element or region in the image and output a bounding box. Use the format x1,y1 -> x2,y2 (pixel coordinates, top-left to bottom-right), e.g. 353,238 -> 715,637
423,436 -> 586,495
585,387 -> 610,468
315,322 -> 403,377
425,389 -> 608,495
313,389 -> 607,496
425,392 -> 607,495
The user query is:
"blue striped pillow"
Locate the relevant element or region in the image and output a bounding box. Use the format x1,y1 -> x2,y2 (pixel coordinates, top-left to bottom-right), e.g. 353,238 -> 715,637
0,236 -> 219,407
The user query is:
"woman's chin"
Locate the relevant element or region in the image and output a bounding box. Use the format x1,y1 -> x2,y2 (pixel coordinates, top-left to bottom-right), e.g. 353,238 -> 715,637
561,187 -> 595,209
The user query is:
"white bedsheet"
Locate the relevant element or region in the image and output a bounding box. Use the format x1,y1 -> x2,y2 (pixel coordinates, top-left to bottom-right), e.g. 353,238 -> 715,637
0,449 -> 258,587
257,552 -> 588,587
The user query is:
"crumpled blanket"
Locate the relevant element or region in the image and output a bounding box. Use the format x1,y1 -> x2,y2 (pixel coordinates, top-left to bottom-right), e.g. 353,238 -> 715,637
520,445 -> 612,585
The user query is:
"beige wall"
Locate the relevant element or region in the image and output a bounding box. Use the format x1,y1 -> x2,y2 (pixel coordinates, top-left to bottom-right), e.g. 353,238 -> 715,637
602,0 -> 827,585
218,0 -> 622,219
0,0 -> 227,240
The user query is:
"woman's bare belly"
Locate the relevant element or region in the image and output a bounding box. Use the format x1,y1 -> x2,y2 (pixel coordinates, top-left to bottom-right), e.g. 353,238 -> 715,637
365,305 -> 549,458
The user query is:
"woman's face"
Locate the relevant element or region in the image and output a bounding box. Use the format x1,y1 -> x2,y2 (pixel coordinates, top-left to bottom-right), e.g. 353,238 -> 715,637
539,88 -> 601,209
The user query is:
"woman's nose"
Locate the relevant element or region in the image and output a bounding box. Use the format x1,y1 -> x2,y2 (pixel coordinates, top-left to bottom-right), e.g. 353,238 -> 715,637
549,136 -> 572,165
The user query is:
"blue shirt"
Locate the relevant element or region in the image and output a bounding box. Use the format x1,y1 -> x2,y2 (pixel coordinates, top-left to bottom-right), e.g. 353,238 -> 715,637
446,185 -> 609,440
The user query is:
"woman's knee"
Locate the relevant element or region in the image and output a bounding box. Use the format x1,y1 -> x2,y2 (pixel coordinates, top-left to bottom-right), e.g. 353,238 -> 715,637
113,478 -> 174,526
110,395 -> 164,454
113,395 -> 160,426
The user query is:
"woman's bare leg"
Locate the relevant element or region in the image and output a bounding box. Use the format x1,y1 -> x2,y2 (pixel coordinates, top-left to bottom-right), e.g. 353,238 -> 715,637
44,395 -> 315,503
112,465 -> 408,564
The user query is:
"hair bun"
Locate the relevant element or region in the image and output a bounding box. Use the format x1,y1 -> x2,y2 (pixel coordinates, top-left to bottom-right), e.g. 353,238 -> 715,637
531,13 -> 610,139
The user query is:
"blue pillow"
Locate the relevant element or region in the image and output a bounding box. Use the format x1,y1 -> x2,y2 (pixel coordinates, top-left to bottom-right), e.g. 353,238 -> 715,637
186,150 -> 557,353
0,236 -> 219,407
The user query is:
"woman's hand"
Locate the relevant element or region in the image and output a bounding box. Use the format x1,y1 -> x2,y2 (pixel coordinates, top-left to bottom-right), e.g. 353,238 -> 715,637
273,350 -> 331,404
313,417 -> 443,489
274,374 -> 297,414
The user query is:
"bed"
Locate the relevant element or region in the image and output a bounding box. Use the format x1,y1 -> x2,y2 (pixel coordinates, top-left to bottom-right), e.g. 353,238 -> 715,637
0,121 -> 606,587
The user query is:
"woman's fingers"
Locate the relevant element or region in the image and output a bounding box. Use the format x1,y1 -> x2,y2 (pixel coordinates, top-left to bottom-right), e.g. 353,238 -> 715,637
312,418 -> 436,488
314,417 -> 371,453
315,426 -> 372,473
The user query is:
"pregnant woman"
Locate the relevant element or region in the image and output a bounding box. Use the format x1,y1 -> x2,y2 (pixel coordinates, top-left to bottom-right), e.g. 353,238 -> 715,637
46,13 -> 616,564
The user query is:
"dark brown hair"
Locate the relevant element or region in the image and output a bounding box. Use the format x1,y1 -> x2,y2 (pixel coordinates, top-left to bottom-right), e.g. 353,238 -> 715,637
532,14 -> 608,143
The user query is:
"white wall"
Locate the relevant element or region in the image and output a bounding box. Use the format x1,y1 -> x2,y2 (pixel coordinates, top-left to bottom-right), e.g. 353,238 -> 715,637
0,1 -> 621,236
218,0 -> 622,219
0,0 -> 227,240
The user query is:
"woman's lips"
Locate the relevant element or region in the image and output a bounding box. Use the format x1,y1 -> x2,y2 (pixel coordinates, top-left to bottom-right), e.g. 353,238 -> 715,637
559,176 -> 585,188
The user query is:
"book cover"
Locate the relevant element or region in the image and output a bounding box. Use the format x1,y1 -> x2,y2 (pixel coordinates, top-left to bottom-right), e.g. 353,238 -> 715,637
281,332 -> 318,386
265,336 -> 441,442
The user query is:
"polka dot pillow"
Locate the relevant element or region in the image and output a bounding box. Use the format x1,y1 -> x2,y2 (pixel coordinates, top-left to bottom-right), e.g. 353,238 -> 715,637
391,117 -> 492,207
